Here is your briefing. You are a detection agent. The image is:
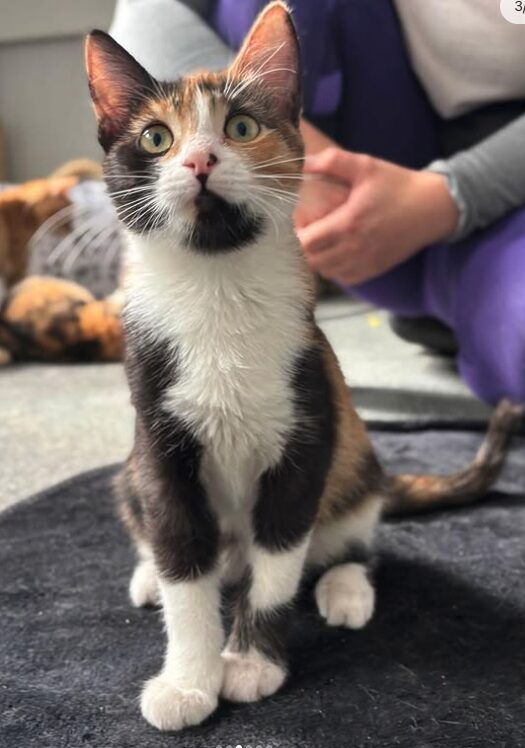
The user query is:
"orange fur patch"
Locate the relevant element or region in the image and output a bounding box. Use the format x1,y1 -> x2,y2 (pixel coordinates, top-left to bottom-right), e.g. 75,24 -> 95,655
0,178 -> 76,288
316,331 -> 382,524
1,276 -> 123,362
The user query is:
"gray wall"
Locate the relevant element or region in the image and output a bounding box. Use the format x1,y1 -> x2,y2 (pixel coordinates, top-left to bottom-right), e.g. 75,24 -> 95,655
0,1 -> 116,181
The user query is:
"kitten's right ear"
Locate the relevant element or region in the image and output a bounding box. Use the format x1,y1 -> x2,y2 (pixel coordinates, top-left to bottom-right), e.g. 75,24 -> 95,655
85,30 -> 152,150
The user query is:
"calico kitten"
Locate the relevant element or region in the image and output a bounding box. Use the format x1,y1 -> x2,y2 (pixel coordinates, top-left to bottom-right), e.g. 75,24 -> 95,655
86,2 -> 522,732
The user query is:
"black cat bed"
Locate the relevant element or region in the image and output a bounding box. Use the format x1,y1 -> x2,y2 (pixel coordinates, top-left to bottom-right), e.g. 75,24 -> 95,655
1,430 -> 524,748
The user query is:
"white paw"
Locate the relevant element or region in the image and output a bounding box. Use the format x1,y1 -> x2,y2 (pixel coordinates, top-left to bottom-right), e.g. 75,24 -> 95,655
221,649 -> 286,702
141,675 -> 218,731
315,563 -> 375,629
129,560 -> 159,608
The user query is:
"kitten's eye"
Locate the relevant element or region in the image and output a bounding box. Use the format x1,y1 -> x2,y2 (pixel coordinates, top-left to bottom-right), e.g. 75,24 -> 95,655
139,125 -> 174,155
225,114 -> 260,142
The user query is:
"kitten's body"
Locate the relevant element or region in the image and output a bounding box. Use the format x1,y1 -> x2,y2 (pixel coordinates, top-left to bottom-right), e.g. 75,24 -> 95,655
126,223 -> 309,511
86,3 -> 522,731
122,215 -> 381,564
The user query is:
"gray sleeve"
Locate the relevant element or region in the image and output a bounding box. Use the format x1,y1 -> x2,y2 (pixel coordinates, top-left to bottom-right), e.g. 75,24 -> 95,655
109,0 -> 233,81
427,114 -> 525,241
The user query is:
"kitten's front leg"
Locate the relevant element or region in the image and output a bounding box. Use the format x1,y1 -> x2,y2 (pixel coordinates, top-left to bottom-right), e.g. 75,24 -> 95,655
139,453 -> 224,731
221,459 -> 320,703
221,536 -> 310,702
142,570 -> 224,731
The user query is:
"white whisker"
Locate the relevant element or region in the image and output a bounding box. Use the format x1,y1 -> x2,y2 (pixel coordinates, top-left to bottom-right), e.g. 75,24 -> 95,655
30,204 -> 86,246
253,156 -> 305,171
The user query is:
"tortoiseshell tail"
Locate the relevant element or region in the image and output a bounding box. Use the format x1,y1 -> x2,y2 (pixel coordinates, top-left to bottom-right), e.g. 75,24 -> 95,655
385,399 -> 524,517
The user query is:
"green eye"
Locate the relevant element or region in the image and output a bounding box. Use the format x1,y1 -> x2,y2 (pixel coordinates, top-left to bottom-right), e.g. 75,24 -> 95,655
225,114 -> 260,142
139,124 -> 174,155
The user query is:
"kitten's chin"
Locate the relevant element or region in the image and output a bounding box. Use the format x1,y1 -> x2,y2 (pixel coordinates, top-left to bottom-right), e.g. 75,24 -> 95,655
182,189 -> 265,254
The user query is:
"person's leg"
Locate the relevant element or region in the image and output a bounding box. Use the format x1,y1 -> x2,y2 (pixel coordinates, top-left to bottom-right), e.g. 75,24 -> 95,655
348,253 -> 427,317
320,0 -> 438,311
314,0 -> 440,313
334,0 -> 439,168
423,208 -> 525,404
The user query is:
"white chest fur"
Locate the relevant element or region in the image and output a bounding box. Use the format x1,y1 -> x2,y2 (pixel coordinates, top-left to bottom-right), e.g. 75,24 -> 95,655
125,229 -> 311,509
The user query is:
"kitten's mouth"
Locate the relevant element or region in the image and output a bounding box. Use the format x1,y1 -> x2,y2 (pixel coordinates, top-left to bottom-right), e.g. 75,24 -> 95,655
185,187 -> 264,253
193,187 -> 227,213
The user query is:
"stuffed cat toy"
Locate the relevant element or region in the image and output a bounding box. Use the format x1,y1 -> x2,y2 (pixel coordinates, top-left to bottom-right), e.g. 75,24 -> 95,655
0,276 -> 122,363
85,2 -> 522,732
0,161 -> 123,363
0,174 -> 75,295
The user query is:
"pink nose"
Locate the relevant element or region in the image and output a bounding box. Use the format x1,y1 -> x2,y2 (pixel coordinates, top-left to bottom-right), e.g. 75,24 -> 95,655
183,151 -> 218,176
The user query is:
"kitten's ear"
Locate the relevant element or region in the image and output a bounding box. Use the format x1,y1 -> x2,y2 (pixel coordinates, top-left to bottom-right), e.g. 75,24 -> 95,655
229,2 -> 302,124
85,30 -> 153,150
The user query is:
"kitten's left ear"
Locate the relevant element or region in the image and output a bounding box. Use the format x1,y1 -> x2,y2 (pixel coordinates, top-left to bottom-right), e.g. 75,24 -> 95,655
85,30 -> 153,150
229,2 -> 302,125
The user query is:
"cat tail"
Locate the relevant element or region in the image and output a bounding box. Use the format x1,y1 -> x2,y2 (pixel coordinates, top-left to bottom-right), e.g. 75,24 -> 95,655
383,399 -> 523,517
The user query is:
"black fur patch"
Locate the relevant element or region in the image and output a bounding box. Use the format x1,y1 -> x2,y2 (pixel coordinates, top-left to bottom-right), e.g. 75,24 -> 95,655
343,541 -> 375,568
228,568 -> 291,666
122,322 -> 219,581
184,189 -> 264,253
119,467 -> 144,528
253,339 -> 337,551
104,145 -> 167,235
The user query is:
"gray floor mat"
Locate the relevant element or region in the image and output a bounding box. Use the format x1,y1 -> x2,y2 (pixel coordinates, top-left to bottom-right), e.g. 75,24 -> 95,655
1,444 -> 524,748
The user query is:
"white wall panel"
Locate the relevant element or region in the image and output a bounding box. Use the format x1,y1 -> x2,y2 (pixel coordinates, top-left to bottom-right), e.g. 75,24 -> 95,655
0,1 -> 116,180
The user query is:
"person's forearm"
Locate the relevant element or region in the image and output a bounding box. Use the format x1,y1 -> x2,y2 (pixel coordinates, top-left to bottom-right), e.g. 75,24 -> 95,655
428,114 -> 525,240
110,0 -> 232,80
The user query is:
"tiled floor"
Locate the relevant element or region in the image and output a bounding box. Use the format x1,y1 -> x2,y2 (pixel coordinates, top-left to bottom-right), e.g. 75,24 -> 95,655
0,298 -> 489,511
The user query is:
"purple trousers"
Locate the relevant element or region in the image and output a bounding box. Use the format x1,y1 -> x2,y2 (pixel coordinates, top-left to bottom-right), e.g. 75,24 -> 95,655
214,0 -> 525,404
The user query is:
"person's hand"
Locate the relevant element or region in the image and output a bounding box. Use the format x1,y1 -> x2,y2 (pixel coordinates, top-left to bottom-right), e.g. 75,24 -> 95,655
296,148 -> 460,285
294,174 -> 349,230
294,119 -> 349,229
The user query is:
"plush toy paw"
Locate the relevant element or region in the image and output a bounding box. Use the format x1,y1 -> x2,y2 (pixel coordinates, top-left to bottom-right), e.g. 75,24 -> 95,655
0,276 -> 123,362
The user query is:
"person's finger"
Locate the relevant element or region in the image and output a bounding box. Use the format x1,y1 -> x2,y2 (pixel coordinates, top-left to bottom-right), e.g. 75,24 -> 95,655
297,203 -> 352,255
303,147 -> 360,183
306,241 -> 353,276
306,240 -> 372,285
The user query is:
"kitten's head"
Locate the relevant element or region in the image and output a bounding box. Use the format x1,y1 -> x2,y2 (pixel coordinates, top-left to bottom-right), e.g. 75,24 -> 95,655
85,2 -> 303,253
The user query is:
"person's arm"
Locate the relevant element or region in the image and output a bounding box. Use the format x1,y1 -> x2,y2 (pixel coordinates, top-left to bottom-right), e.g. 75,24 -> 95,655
427,114 -> 525,240
297,151 -> 458,284
296,116 -> 525,285
109,0 -> 232,79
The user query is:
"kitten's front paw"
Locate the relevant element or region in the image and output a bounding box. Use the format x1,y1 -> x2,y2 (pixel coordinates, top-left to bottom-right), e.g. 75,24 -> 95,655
129,560 -> 159,608
221,650 -> 286,703
315,563 -> 375,629
141,676 -> 218,731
